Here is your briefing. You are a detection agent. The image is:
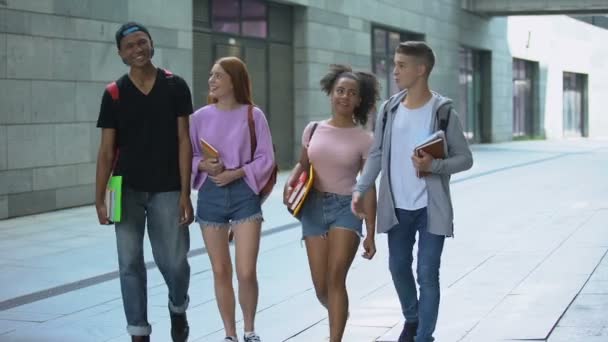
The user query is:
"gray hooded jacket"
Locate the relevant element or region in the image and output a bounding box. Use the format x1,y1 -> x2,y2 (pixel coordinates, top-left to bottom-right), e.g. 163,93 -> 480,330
354,90 -> 473,236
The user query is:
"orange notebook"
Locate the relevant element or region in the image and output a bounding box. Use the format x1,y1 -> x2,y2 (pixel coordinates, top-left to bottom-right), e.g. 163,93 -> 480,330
199,138 -> 219,159
287,164 -> 315,217
414,131 -> 445,177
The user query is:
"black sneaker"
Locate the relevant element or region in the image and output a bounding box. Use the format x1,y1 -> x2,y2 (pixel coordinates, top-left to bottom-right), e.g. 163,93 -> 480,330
398,321 -> 418,342
170,311 -> 189,342
131,336 -> 150,342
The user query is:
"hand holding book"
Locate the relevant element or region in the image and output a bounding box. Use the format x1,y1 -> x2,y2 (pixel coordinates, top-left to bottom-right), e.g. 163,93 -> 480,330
412,131 -> 446,177
198,138 -> 224,176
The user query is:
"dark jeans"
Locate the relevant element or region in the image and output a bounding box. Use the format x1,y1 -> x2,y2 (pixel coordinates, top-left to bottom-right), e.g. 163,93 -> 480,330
115,187 -> 191,336
388,208 -> 445,342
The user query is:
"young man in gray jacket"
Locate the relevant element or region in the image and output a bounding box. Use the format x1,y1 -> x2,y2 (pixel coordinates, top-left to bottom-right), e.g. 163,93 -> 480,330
352,42 -> 473,342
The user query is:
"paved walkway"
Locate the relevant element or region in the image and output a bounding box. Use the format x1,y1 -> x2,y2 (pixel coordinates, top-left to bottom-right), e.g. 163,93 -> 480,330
0,139 -> 607,341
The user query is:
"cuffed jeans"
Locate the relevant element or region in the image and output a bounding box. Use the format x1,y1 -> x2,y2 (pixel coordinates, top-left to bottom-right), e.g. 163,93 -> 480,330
115,187 -> 191,336
388,208 -> 445,342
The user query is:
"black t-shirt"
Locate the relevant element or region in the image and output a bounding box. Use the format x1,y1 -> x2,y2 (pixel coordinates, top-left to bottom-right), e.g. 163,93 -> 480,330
97,68 -> 193,192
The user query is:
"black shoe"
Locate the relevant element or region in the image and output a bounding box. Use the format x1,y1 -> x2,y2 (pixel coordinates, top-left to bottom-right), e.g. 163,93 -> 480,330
170,312 -> 189,342
398,321 -> 418,342
131,336 -> 150,342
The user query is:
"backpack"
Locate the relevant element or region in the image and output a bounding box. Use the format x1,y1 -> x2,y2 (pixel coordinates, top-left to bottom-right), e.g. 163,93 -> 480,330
104,68 -> 177,173
247,105 -> 278,203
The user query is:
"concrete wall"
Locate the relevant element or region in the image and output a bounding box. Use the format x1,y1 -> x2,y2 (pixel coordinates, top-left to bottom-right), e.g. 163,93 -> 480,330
0,0 -> 193,219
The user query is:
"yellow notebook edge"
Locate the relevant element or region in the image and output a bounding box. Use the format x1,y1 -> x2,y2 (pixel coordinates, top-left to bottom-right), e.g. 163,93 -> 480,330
291,164 -> 315,217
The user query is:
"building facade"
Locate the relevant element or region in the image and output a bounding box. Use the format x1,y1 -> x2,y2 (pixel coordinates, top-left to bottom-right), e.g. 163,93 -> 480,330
1,0 -> 607,218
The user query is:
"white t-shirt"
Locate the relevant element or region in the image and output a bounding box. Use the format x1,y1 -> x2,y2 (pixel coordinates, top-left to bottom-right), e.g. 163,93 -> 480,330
390,95 -> 436,210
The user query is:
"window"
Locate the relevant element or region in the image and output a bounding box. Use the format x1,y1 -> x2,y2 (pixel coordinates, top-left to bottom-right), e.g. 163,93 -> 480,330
563,72 -> 588,137
458,47 -> 492,143
371,27 -> 424,100
512,59 -> 536,138
211,0 -> 267,38
458,47 -> 476,140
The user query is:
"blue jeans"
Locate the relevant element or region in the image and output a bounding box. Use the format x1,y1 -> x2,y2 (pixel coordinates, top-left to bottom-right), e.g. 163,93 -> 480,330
388,208 -> 445,342
115,187 -> 191,336
300,189 -> 363,238
195,178 -> 263,228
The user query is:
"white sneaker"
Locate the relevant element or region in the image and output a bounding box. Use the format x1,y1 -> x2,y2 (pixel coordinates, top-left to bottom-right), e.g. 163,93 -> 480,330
223,337 -> 238,342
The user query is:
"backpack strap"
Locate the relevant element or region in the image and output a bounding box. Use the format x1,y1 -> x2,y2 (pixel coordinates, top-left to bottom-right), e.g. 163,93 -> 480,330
162,68 -> 176,87
104,80 -> 123,172
248,105 -> 256,160
307,122 -> 319,148
436,104 -> 451,132
106,82 -> 119,102
381,100 -> 452,138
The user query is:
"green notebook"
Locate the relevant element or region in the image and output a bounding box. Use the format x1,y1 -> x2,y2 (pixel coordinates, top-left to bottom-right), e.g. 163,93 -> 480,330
105,175 -> 123,223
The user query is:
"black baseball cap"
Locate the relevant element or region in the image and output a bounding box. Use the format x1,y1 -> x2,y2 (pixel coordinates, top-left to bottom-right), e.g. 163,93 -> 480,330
115,22 -> 152,49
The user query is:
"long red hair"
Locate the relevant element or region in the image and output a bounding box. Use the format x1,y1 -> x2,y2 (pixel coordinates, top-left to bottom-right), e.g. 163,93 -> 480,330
207,56 -> 254,105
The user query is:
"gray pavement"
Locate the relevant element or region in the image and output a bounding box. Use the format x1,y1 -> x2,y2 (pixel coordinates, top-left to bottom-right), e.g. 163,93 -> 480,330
0,139 -> 607,341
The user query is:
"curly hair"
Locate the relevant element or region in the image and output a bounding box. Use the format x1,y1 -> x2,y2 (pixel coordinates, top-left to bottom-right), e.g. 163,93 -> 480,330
319,64 -> 380,126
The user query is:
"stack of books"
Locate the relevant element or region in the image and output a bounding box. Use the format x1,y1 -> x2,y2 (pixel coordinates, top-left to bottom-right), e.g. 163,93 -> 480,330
287,164 -> 315,217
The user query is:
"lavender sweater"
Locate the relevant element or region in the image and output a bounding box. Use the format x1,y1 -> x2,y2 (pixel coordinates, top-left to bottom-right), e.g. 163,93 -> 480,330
190,104 -> 275,194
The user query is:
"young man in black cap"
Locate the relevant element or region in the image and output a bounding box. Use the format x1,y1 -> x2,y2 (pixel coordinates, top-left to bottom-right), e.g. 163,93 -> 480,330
95,22 -> 194,342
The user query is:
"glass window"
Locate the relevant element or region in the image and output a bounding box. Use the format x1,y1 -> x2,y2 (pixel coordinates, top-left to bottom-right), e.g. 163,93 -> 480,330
373,28 -> 386,55
212,0 -> 268,38
459,47 -> 475,140
193,0 -> 211,29
388,32 -> 401,53
242,0 -> 267,38
563,72 -> 586,137
512,58 -> 534,137
372,27 -> 424,100
212,0 -> 239,34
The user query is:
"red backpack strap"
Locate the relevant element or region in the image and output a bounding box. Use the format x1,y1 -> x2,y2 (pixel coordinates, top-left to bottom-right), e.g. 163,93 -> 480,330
162,68 -> 174,77
104,81 -> 120,171
105,81 -> 119,101
247,105 -> 256,161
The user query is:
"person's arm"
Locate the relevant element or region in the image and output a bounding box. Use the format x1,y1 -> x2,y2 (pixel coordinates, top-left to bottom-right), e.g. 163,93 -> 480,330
95,90 -> 118,225
175,76 -> 194,225
283,122 -> 316,204
190,114 -> 204,188
95,129 -> 116,225
283,147 -> 307,204
178,117 -> 192,196
353,100 -> 388,196
361,183 -> 377,260
363,184 -> 377,236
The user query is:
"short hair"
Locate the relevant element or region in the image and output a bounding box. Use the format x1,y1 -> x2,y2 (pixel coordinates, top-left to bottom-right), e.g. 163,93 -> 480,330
208,56 -> 254,106
396,41 -> 436,77
319,64 -> 380,126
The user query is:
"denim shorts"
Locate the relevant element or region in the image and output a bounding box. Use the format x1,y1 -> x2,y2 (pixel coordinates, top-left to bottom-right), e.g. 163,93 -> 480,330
299,189 -> 363,239
195,178 -> 263,228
